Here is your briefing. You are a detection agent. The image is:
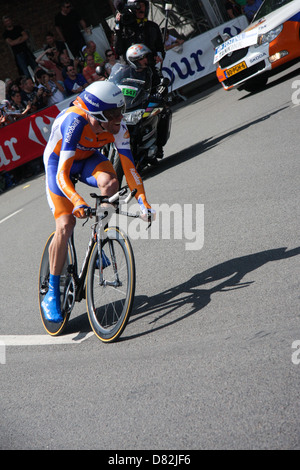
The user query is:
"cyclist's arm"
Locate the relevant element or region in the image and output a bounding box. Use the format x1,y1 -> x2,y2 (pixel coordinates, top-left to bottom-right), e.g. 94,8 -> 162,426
56,112 -> 87,207
118,148 -> 151,209
114,123 -> 151,209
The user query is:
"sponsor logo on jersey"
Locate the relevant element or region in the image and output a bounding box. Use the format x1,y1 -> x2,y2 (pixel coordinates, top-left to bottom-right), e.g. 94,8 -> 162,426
65,117 -> 80,143
130,168 -> 142,185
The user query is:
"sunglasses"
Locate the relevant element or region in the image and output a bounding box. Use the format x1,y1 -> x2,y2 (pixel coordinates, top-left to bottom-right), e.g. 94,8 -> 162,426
106,53 -> 114,57
91,105 -> 125,122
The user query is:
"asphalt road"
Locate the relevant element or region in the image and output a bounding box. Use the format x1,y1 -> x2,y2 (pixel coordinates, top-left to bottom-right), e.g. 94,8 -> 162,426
0,63 -> 299,451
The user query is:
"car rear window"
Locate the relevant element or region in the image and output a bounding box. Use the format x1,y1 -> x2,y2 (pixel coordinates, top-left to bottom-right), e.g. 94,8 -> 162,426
253,0 -> 295,21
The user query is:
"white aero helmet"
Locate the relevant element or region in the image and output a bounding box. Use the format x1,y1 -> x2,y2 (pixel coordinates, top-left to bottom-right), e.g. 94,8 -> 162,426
73,81 -> 125,121
126,44 -> 151,69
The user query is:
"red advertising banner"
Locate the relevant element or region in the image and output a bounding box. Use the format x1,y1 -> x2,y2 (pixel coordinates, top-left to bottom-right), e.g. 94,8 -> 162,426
0,100 -> 68,173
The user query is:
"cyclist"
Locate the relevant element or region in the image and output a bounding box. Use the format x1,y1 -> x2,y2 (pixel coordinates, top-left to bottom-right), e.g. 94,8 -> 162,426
42,80 -> 155,323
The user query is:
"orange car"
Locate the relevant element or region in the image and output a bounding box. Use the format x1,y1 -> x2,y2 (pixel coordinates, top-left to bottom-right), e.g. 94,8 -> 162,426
214,0 -> 300,91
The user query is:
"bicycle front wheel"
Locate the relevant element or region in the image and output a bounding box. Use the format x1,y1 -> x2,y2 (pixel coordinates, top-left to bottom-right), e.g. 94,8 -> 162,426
86,226 -> 135,342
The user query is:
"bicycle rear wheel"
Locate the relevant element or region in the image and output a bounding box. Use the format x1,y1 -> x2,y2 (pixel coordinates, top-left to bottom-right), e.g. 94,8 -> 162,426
38,232 -> 75,336
86,226 -> 135,342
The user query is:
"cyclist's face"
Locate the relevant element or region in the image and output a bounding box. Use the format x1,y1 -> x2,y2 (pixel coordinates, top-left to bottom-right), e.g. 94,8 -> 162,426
100,114 -> 123,134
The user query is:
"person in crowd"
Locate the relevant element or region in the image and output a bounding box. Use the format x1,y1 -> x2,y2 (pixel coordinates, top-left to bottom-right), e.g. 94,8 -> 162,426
43,31 -> 67,56
35,69 -> 66,106
224,0 -> 242,19
60,52 -> 83,79
104,49 -> 120,75
82,54 -> 106,83
35,48 -> 64,82
83,41 -> 104,66
54,1 -> 90,58
2,15 -> 37,78
0,99 -> 18,125
161,28 -> 184,52
20,76 -> 46,111
9,89 -> 32,119
63,65 -> 87,95
242,0 -> 263,21
5,78 -> 16,100
41,80 -> 155,322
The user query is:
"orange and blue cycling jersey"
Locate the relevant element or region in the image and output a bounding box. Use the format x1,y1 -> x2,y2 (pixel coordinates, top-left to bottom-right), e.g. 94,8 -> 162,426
44,105 -> 150,219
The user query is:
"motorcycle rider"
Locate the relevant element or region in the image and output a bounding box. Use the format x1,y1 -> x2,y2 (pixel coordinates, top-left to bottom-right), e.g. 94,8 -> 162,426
114,1 -> 165,87
42,80 -> 155,323
125,43 -> 172,160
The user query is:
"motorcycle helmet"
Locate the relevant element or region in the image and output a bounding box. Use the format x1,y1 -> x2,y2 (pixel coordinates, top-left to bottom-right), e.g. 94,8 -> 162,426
126,44 -> 152,69
73,81 -> 125,122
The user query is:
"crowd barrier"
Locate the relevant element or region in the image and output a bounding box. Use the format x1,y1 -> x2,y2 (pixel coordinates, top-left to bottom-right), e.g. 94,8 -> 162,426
0,16 -> 248,174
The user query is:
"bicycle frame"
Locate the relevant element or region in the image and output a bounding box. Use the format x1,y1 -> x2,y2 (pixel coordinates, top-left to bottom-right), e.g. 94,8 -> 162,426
67,188 -> 136,303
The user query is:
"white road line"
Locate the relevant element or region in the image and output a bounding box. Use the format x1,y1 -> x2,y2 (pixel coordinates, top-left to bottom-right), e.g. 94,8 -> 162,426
0,209 -> 23,225
0,332 -> 94,346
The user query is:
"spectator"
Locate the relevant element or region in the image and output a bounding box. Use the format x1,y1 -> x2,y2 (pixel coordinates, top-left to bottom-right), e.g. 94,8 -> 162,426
83,41 -> 104,66
243,0 -> 263,21
161,28 -> 184,52
0,99 -> 16,125
224,0 -> 242,19
82,55 -> 105,84
54,1 -> 90,58
104,49 -> 120,76
35,48 -> 64,82
20,76 -> 46,111
9,89 -> 32,119
43,31 -> 67,56
60,52 -> 83,79
35,69 -> 66,106
63,65 -> 87,95
5,79 -> 20,101
2,15 -> 37,78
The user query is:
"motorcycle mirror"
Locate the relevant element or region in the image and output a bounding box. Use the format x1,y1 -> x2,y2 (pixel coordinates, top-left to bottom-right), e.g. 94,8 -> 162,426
95,65 -> 102,76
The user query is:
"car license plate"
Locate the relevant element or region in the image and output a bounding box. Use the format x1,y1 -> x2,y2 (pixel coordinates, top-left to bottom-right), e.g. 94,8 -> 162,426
225,61 -> 247,78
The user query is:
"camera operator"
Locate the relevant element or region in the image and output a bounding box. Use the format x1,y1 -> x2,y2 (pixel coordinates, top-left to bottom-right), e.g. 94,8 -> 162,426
114,1 -> 165,87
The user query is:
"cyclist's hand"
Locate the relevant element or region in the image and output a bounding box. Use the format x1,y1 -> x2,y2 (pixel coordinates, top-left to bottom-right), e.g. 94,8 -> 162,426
72,204 -> 91,219
138,196 -> 156,222
140,207 -> 156,222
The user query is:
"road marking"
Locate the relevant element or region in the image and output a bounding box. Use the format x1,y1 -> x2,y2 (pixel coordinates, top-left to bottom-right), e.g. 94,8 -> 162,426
0,332 -> 94,346
0,209 -> 23,225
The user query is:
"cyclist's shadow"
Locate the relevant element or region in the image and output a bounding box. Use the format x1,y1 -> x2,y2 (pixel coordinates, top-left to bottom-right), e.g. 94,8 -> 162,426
126,246 -> 300,340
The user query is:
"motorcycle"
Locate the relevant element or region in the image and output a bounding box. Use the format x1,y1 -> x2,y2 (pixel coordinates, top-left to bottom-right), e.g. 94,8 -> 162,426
105,63 -> 172,183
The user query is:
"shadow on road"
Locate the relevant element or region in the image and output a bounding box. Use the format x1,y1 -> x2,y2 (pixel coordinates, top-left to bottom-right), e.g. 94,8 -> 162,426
124,246 -> 300,340
67,246 -> 300,340
142,106 -> 289,182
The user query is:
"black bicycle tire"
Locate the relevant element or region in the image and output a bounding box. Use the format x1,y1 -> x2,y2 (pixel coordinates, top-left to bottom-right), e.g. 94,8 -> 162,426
38,232 -> 74,336
85,226 -> 135,342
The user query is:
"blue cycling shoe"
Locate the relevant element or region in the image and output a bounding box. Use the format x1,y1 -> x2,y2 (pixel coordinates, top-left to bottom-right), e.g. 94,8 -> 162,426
41,274 -> 63,323
96,250 -> 111,269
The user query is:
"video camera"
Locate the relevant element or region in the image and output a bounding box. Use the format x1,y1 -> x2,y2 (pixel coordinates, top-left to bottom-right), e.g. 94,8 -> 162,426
118,1 -> 149,26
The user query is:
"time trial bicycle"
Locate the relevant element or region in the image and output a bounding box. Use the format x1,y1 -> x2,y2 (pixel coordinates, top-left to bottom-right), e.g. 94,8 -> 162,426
38,185 -> 143,343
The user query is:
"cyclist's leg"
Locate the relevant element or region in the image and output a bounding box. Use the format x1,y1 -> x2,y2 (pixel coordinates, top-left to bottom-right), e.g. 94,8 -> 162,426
78,150 -> 119,197
43,153 -> 76,322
